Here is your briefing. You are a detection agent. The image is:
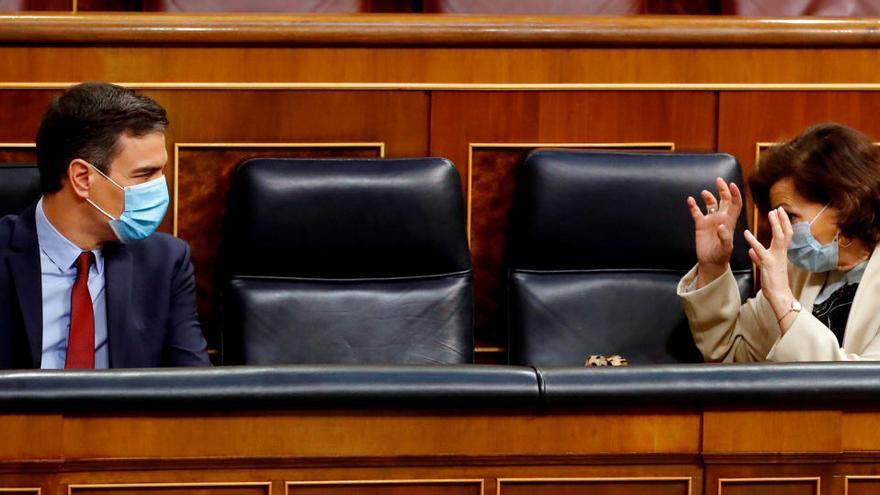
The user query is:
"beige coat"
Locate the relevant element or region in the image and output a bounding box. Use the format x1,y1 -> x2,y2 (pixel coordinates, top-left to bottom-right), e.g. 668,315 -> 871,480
677,244 -> 880,361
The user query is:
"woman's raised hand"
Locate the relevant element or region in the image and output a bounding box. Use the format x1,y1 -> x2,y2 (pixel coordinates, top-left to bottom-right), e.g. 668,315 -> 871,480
687,177 -> 743,288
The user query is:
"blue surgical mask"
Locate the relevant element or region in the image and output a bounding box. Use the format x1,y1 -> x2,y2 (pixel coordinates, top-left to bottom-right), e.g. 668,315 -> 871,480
787,203 -> 838,273
86,164 -> 169,243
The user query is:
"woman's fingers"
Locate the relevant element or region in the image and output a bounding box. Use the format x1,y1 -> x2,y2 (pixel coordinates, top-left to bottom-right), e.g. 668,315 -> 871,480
716,178 -> 732,211
743,229 -> 768,259
701,190 -> 719,214
768,208 -> 786,250
687,196 -> 703,222
748,247 -> 760,265
729,182 -> 743,209
779,206 -> 794,243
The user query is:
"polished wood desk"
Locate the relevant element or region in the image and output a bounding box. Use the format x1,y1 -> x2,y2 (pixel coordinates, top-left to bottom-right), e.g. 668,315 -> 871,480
2,14 -> 880,359
0,364 -> 878,495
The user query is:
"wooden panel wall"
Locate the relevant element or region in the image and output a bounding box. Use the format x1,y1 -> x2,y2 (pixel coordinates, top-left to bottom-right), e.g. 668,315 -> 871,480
2,408 -> 880,495
3,15 -> 880,361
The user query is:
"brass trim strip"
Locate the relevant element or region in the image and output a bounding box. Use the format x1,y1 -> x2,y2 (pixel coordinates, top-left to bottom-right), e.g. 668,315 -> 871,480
466,142 -> 675,239
5,83 -> 880,91
172,141 -> 385,236
286,478 -> 484,495
497,477 -> 693,495
718,477 -> 820,495
475,346 -> 505,354
68,482 -> 272,495
0,143 -> 36,148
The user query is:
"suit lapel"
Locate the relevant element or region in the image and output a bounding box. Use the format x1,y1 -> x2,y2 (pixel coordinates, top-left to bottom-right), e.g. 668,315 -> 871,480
104,242 -> 134,367
842,243 -> 880,352
7,204 -> 43,368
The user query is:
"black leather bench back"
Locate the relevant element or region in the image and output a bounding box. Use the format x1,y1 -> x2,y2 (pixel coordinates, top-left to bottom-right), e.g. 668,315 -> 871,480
508,150 -> 752,366
220,158 -> 474,365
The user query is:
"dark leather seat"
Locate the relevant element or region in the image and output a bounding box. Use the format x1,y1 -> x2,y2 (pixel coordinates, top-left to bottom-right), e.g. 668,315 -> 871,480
507,150 -> 752,366
0,164 -> 40,218
220,158 -> 473,365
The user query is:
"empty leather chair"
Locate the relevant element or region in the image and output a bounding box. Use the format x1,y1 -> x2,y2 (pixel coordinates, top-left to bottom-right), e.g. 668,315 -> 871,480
220,157 -> 473,365
507,150 -> 753,366
0,164 -> 40,218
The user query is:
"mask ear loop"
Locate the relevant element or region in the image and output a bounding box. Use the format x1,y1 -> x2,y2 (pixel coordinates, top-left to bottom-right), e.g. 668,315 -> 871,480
839,234 -> 854,248
83,161 -> 123,221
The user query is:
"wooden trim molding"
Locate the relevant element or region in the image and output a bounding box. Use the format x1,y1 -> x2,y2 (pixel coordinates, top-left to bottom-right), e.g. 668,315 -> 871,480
718,477 -> 820,495
286,478 -> 483,495
68,482 -> 272,495
171,141 -> 385,236
3,14 -> 880,47
497,477 -> 693,495
5,83 -> 880,92
0,489 -> 40,495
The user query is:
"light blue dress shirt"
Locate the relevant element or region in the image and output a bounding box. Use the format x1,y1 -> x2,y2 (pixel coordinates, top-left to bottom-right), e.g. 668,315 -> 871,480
35,198 -> 109,369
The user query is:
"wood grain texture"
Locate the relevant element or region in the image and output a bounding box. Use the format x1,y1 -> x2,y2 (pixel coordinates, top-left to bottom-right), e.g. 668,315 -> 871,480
498,478 -> 691,495
71,485 -> 269,495
3,47 -> 880,86
717,479 -> 819,495
55,411 -> 700,459
3,15 -> 880,47
287,480 -> 481,495
702,410 -> 841,454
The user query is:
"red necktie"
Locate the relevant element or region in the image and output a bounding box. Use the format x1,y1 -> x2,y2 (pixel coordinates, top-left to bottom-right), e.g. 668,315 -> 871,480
66,251 -> 95,369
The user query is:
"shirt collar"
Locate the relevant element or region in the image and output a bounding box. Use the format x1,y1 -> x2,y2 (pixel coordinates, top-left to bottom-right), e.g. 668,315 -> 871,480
845,260 -> 868,285
35,198 -> 104,275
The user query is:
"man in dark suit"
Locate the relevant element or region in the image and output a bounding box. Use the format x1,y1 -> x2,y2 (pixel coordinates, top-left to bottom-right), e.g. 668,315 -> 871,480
0,82 -> 210,368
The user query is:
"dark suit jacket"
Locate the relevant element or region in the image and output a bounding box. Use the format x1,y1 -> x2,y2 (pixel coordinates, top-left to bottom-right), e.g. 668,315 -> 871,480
0,203 -> 211,368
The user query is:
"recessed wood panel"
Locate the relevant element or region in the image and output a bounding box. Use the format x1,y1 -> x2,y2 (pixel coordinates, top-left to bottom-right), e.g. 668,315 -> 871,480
287,480 -> 481,495
499,478 -> 690,495
431,91 -> 715,350
846,477 -> 880,495
718,92 -> 880,181
0,489 -> 40,495
175,143 -> 382,349
0,91 -> 59,142
703,410 -> 841,454
718,478 -> 819,495
70,483 -> 270,495
58,411 -> 700,459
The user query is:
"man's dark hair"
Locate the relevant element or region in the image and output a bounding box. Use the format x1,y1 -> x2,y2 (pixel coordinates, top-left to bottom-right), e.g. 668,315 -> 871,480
35,82 -> 169,194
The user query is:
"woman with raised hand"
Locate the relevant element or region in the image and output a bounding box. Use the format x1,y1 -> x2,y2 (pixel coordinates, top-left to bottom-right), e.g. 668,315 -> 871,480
678,123 -> 880,361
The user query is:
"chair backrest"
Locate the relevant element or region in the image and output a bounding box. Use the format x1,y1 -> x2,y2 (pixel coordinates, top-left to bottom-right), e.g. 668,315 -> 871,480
507,150 -> 753,366
220,157 -> 473,365
0,164 -> 40,218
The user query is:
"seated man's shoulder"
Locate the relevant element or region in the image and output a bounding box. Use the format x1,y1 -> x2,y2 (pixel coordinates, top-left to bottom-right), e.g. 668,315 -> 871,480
0,213 -> 21,248
116,233 -> 191,265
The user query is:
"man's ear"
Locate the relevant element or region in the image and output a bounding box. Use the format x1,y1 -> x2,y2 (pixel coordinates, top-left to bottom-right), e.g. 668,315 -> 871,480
67,159 -> 91,199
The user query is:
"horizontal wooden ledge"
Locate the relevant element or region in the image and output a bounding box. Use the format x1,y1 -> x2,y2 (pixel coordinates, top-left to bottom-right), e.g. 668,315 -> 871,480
3,14 -> 880,46
5,83 -> 880,91
0,453 -> 704,474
